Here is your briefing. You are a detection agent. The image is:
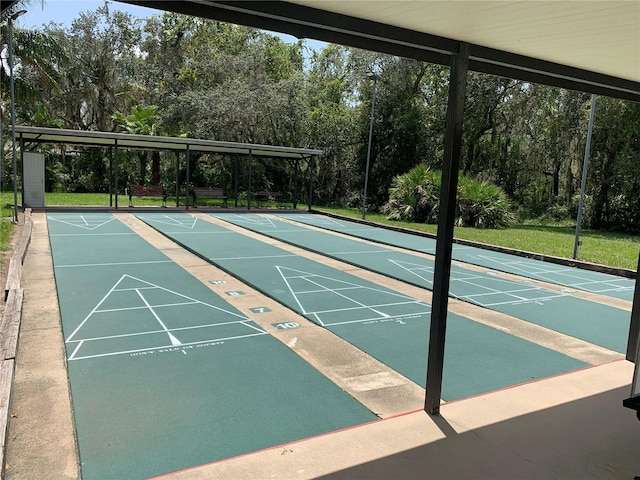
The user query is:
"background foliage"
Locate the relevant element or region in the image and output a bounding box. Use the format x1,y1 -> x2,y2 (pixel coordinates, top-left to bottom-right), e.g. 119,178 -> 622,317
2,2 -> 640,233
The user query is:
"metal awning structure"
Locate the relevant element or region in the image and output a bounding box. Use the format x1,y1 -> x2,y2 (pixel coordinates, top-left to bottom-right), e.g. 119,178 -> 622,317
113,0 -> 640,415
5,0 -> 639,415
15,126 -> 323,160
16,125 -> 323,210
120,1 -> 640,102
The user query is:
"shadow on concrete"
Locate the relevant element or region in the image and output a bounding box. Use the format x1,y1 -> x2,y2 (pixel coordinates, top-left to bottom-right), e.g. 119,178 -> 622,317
317,386 -> 640,480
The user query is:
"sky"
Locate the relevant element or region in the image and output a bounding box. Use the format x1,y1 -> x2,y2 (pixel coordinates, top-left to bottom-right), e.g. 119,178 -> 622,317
18,0 -> 326,51
19,0 -> 155,28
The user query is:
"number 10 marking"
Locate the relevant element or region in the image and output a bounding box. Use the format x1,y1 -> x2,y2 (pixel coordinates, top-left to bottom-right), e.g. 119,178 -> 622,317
272,322 -> 299,330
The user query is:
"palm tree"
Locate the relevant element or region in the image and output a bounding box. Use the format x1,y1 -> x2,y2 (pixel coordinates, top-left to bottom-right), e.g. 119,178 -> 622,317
1,0 -> 64,189
113,104 -> 160,184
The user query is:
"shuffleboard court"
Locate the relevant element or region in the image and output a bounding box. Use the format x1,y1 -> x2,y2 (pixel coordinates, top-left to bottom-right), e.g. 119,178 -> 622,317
279,213 -> 635,301
48,213 -> 377,479
138,212 -> 588,402
217,213 -> 630,354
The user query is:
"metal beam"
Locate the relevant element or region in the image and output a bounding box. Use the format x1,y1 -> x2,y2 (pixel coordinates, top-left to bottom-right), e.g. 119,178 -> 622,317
109,147 -> 113,207
247,150 -> 253,210
573,94 -> 597,259
185,145 -> 190,210
425,42 -> 469,415
307,156 -> 315,211
175,151 -> 180,207
627,252 -> 640,362
234,156 -> 239,208
293,158 -> 299,209
114,140 -> 119,209
15,125 -> 323,159
117,1 -> 640,102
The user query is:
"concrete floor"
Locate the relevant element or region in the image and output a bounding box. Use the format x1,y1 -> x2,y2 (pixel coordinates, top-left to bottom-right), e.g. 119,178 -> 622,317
4,211 -> 640,480
160,360 -> 638,480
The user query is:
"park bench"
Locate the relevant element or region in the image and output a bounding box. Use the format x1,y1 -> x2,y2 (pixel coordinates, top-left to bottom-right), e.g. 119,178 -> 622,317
255,191 -> 286,208
127,185 -> 167,207
191,187 -> 228,207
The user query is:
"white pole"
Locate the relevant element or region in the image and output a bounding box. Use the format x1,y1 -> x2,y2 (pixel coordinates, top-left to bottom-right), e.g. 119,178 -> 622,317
573,94 -> 597,259
362,73 -> 377,220
8,10 -> 27,223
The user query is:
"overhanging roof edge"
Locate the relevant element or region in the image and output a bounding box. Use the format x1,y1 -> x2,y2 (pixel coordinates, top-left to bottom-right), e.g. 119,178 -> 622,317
118,0 -> 640,102
15,126 -> 323,158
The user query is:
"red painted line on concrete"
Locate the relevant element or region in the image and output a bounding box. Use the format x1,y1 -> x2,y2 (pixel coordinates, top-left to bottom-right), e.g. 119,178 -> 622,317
151,358 -> 627,478
149,416 -> 386,479
441,357 -> 627,407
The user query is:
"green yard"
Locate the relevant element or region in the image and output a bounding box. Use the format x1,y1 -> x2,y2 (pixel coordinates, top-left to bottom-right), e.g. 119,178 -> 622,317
1,191 -> 638,270
314,207 -> 640,271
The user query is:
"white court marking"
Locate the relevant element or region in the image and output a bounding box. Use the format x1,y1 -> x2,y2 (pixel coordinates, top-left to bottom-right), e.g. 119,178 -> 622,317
290,215 -> 347,227
137,214 -> 199,229
475,254 -> 634,295
389,259 -> 567,308
279,214 -> 630,297
276,266 -> 430,327
48,215 -> 117,231
65,274 -> 266,361
219,214 -> 277,228
55,260 -> 173,268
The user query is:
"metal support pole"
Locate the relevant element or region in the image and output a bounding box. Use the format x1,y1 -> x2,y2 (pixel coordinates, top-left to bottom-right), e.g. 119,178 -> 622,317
185,146 -> 190,210
425,43 -> 469,415
234,156 -> 239,208
19,135 -> 24,207
114,140 -> 119,209
293,157 -> 300,210
307,156 -> 315,211
109,147 -> 113,207
8,13 -> 24,223
247,150 -> 252,210
573,94 -> 597,259
624,250 -> 640,420
627,252 -> 640,361
175,151 -> 180,207
362,73 -> 378,220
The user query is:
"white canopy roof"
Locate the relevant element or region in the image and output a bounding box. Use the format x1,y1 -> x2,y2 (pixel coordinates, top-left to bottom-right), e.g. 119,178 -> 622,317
120,0 -> 640,102
291,1 -> 639,85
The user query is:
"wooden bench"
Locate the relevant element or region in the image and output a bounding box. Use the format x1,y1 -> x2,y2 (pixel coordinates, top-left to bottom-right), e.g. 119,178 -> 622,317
128,185 -> 167,207
255,191 -> 286,208
191,187 -> 227,207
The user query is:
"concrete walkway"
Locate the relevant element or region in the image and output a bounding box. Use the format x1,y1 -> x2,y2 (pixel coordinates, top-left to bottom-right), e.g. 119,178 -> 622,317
4,212 -> 640,479
160,360 -> 638,480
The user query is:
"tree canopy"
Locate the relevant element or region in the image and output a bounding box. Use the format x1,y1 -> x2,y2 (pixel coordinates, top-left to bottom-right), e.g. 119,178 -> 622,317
2,3 -> 640,232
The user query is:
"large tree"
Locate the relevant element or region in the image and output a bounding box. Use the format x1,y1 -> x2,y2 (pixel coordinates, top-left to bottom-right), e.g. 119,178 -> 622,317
10,3 -> 640,232
349,51 -> 430,208
305,44 -> 357,203
42,3 -> 143,131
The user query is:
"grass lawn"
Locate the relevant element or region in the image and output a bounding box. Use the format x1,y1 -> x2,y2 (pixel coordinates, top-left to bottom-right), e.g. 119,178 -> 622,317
43,192 -> 251,208
1,190 -> 638,271
0,215 -> 12,251
315,206 -> 640,271
1,198 -> 15,261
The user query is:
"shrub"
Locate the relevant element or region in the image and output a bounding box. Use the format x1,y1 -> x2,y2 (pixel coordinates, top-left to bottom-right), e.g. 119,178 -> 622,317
545,203 -> 570,221
457,176 -> 515,228
381,165 -> 440,222
382,167 -> 514,228
569,193 -> 593,227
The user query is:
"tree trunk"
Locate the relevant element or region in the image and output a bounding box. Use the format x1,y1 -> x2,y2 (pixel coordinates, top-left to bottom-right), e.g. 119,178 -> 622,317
552,162 -> 561,199
152,151 -> 161,185
139,152 -> 148,185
